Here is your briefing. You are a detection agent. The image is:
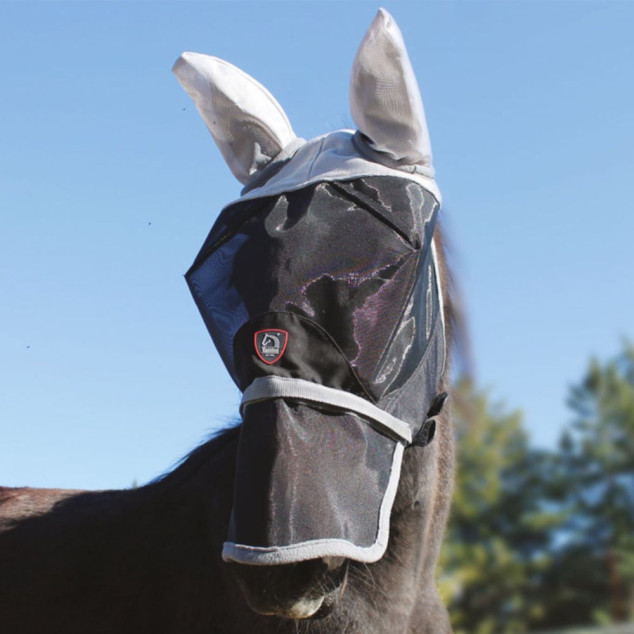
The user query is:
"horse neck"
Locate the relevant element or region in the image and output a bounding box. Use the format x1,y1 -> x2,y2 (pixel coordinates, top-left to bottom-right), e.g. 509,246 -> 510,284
341,408 -> 454,630
396,407 -> 454,560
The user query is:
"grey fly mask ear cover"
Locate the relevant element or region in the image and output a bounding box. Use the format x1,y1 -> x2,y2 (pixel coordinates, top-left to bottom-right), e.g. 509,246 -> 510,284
174,9 -> 446,565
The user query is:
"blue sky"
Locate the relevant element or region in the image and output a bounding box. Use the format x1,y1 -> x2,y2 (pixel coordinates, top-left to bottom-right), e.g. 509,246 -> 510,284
1,1 -> 633,490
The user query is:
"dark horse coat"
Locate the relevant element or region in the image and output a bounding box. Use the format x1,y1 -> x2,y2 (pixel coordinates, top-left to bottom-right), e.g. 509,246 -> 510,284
0,10 -> 455,633
0,390 -> 454,632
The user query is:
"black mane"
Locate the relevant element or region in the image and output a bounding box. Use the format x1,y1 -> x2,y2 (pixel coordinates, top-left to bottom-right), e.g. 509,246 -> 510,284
154,423 -> 241,487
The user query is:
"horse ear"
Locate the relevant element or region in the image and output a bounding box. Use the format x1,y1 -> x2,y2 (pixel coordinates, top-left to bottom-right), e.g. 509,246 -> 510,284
350,9 -> 432,168
173,53 -> 297,184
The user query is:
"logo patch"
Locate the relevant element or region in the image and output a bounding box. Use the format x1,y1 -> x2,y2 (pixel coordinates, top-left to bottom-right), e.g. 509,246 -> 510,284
254,329 -> 289,365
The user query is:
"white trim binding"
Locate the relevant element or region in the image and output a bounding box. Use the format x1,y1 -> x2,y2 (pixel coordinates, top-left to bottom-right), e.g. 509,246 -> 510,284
225,130 -> 442,209
240,376 -> 413,444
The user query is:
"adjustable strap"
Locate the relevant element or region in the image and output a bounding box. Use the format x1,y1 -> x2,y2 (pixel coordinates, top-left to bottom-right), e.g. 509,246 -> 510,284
409,392 -> 449,448
241,376 -> 413,444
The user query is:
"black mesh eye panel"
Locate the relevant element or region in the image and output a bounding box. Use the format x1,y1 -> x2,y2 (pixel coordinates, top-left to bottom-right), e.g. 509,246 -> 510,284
372,245 -> 441,395
330,178 -> 438,250
186,176 -> 439,399
229,182 -> 415,321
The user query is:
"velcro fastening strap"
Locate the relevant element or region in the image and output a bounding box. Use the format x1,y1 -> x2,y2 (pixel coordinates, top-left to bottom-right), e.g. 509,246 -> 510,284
409,391 -> 448,448
241,376 -> 413,444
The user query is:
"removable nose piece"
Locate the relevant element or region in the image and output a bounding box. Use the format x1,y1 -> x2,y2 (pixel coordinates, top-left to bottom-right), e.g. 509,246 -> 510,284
223,397 -> 405,565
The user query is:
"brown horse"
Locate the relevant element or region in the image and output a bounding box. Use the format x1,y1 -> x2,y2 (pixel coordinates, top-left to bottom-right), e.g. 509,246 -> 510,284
0,10 -> 455,633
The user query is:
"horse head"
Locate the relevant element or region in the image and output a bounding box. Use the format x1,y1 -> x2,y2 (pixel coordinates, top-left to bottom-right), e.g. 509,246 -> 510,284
174,9 -> 449,621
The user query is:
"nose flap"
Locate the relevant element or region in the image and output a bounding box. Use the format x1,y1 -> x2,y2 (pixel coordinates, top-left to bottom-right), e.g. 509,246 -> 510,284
223,398 -> 404,565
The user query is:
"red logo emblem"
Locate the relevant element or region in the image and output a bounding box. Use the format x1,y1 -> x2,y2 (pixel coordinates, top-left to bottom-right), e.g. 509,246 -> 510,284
254,329 -> 289,365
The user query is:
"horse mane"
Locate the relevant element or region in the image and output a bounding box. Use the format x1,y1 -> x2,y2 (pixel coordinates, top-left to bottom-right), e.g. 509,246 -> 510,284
434,220 -> 470,380
153,423 -> 241,488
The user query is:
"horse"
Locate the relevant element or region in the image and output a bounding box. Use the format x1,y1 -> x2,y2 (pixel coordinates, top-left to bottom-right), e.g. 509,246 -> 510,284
0,10 -> 455,633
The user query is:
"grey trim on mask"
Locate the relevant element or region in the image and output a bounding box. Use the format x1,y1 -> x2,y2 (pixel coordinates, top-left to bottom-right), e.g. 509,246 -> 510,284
241,137 -> 307,195
352,131 -> 435,178
241,376 -> 413,444
224,130 -> 442,210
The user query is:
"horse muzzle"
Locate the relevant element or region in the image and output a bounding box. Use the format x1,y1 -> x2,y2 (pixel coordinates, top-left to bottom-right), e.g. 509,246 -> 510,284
231,557 -> 348,620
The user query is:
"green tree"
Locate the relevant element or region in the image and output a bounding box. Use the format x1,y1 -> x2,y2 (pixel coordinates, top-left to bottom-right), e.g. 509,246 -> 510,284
439,379 -> 562,634
542,342 -> 634,626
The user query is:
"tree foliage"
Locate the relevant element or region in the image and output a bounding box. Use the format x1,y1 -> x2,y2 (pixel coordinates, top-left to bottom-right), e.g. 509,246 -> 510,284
545,342 -> 634,625
440,342 -> 634,631
439,379 -> 561,633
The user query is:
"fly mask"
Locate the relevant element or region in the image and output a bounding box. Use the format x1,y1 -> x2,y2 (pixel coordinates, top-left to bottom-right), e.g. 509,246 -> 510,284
173,9 -> 446,566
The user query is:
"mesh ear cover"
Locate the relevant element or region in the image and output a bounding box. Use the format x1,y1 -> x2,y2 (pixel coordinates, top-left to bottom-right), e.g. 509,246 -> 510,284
173,52 -> 297,184
350,8 -> 432,168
